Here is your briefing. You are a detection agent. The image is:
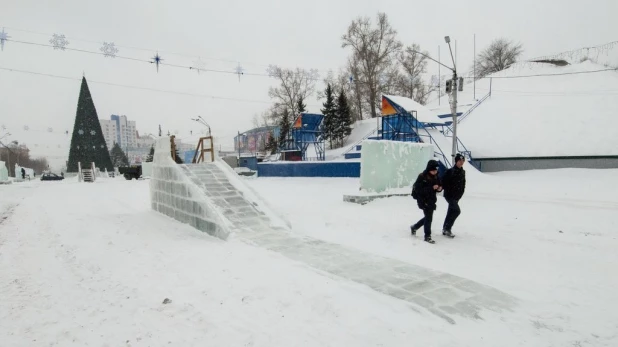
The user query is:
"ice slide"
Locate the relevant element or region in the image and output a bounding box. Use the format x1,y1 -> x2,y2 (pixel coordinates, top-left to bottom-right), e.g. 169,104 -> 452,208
150,137 -> 517,323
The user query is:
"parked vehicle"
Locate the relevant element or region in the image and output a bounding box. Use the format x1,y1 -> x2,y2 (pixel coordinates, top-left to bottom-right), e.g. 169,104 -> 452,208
118,165 -> 142,180
40,172 -> 64,181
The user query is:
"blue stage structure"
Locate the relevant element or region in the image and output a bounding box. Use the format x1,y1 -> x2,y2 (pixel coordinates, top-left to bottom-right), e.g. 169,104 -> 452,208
282,113 -> 325,161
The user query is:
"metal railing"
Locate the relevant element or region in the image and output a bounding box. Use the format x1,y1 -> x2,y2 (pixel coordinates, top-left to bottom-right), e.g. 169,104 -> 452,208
342,128 -> 378,156
456,91 -> 491,124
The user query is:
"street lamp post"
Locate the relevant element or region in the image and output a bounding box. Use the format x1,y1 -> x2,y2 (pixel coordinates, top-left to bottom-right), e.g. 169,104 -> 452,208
409,37 -> 460,164
191,116 -> 211,136
444,36 -> 458,163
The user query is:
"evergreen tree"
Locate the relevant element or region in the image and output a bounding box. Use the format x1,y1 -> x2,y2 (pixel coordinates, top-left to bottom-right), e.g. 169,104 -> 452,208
145,145 -> 155,162
110,143 -> 129,167
278,109 -> 291,150
335,89 -> 353,147
320,84 -> 337,149
265,131 -> 278,154
67,77 -> 114,172
297,96 -> 307,114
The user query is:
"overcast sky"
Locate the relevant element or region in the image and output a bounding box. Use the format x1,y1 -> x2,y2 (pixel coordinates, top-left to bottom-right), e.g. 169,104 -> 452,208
1,0 -> 617,166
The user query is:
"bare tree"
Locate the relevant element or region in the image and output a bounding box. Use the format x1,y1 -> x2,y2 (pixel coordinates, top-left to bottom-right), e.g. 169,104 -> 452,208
341,12 -> 402,118
474,38 -> 523,78
394,44 -> 436,105
266,65 -> 319,117
251,110 -> 272,129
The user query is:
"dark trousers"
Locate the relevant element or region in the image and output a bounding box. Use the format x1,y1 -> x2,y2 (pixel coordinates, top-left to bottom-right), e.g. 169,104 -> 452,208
443,199 -> 461,231
413,208 -> 434,238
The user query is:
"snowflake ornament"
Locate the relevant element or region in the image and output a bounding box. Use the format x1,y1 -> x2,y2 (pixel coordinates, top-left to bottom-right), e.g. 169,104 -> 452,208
151,52 -> 163,72
78,129 -> 84,135
234,62 -> 244,81
24,125 -> 29,130
0,28 -> 10,52
49,34 -> 69,50
47,127 -> 53,132
90,130 -> 96,135
100,42 -> 119,58
191,57 -> 206,74
100,144 -> 104,148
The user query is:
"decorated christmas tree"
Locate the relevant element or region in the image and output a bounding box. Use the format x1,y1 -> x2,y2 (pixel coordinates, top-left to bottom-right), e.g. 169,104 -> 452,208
67,77 -> 114,172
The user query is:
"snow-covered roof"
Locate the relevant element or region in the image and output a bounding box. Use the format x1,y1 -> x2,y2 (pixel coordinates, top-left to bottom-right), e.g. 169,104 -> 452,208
383,94 -> 440,124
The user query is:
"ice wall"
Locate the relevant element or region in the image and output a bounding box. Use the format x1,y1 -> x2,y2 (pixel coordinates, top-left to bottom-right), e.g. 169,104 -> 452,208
141,162 -> 153,178
359,140 -> 434,193
149,137 -> 230,240
0,161 -> 8,182
14,165 -> 34,179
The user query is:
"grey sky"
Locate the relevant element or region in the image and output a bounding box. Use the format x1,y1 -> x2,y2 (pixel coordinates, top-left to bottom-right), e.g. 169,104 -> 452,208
1,0 -> 616,164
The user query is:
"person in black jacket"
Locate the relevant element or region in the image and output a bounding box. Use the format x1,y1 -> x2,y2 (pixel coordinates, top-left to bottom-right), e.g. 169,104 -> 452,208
441,153 -> 466,237
411,159 -> 442,244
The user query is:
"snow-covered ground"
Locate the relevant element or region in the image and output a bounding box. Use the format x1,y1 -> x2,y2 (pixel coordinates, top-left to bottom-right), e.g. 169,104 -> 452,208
1,167 -> 617,346
246,168 -> 618,346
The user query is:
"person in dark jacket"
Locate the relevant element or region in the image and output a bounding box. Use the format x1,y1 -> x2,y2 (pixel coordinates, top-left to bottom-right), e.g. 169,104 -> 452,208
411,159 -> 442,244
441,153 -> 466,237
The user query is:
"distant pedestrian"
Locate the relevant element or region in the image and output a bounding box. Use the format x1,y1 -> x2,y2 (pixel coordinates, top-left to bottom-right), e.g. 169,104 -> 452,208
411,160 -> 442,244
441,153 -> 467,237
21,167 -> 25,180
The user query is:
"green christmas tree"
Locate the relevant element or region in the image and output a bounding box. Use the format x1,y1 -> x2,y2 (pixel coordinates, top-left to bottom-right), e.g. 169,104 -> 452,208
67,77 -> 113,172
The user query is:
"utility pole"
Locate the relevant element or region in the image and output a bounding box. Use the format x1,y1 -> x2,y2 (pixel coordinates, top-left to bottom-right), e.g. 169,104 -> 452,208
445,36 -> 459,163
410,37 -> 460,164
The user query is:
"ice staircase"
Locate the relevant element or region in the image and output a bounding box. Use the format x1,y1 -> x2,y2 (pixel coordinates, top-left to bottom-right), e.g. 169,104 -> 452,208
157,159 -> 518,323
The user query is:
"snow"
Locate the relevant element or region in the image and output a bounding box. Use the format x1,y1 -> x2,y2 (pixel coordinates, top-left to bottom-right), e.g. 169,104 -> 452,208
426,60 -> 618,158
2,164 -> 618,346
246,168 -> 618,346
325,118 -> 378,160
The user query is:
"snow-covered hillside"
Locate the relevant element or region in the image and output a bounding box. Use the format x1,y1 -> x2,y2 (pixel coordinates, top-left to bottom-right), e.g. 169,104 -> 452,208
427,60 -> 618,158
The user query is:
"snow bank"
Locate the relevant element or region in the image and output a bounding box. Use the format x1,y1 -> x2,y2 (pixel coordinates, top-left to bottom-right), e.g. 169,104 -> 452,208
359,140 -> 434,193
150,137 -> 230,240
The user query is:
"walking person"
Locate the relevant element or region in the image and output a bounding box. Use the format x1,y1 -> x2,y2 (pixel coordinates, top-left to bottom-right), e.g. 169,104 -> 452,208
441,153 -> 466,238
410,160 -> 442,244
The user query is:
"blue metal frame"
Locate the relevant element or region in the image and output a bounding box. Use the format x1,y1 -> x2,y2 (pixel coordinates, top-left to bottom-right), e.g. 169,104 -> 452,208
287,113 -> 326,161
380,95 -> 452,168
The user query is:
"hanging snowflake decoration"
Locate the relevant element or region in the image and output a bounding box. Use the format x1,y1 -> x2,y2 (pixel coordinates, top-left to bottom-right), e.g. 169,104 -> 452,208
100,42 -> 119,58
234,62 -> 244,81
191,57 -> 206,74
47,127 -> 53,132
23,125 -> 29,131
77,146 -> 80,149
100,144 -> 105,148
0,28 -> 10,52
49,33 -> 69,50
90,130 -> 96,135
78,129 -> 84,135
151,52 -> 163,72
